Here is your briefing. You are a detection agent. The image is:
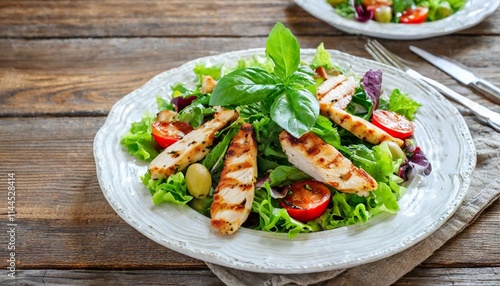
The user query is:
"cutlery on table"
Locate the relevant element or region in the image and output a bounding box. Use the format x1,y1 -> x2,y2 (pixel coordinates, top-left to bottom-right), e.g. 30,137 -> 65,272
409,45 -> 500,105
364,39 -> 500,132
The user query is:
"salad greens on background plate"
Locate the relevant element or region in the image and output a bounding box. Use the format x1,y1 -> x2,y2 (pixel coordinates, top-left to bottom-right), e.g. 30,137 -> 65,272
94,24 -> 475,273
294,0 -> 499,40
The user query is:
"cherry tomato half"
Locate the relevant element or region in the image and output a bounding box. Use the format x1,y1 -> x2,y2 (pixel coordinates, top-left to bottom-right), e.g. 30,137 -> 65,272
151,121 -> 193,148
399,7 -> 429,24
280,180 -> 332,223
371,109 -> 414,139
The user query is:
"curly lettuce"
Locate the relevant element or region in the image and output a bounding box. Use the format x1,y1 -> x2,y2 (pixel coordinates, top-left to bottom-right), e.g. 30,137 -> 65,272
141,171 -> 192,205
120,113 -> 159,161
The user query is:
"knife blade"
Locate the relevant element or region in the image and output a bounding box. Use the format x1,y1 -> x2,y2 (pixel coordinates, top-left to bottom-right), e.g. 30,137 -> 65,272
409,45 -> 500,105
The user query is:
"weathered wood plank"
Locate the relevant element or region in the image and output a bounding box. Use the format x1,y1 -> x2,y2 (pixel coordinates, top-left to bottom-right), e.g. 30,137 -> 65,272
422,203 -> 500,266
0,0 -> 334,38
1,36 -> 499,116
0,117 -> 204,269
394,267 -> 500,286
0,116 -> 498,269
0,0 -> 498,38
0,270 -> 224,286
0,267 -> 498,285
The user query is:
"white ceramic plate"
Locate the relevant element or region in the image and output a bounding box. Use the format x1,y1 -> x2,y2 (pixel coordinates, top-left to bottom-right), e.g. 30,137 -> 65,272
94,48 -> 475,274
294,0 -> 499,40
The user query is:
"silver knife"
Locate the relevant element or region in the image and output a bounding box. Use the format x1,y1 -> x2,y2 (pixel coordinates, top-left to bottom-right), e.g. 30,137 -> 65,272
409,45 -> 500,105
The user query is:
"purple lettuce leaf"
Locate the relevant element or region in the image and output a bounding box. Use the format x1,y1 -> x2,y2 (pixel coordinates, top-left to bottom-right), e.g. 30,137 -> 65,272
355,4 -> 374,22
362,69 -> 383,111
399,140 -> 432,180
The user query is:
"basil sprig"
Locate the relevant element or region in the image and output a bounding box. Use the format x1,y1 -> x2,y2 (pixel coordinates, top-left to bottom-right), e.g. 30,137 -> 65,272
209,22 -> 319,138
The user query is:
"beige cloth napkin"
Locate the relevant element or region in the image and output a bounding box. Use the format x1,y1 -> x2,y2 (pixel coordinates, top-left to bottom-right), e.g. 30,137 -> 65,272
207,111 -> 500,286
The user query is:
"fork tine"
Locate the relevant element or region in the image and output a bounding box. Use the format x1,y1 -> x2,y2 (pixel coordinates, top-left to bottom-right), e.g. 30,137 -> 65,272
368,40 -> 407,70
365,41 -> 389,65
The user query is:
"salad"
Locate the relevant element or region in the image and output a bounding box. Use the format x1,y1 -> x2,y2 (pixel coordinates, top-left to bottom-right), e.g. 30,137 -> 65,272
121,22 -> 431,238
329,0 -> 467,23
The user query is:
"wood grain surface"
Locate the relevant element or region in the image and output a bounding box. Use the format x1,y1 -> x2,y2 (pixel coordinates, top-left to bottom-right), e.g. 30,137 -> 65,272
0,1 -> 499,285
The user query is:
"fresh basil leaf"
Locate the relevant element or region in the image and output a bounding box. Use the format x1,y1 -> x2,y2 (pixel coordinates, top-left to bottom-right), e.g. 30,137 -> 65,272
297,64 -> 316,76
285,70 -> 317,90
270,89 -> 319,138
209,67 -> 283,106
266,22 -> 301,80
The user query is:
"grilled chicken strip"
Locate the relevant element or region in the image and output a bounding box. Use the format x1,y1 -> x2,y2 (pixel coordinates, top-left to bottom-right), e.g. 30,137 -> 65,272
211,123 -> 258,235
149,109 -> 238,179
320,103 -> 404,147
318,76 -> 357,110
280,131 -> 377,196
201,75 -> 217,94
316,74 -> 347,100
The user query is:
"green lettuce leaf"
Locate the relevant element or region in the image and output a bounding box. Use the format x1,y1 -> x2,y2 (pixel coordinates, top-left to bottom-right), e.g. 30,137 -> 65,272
193,62 -> 223,81
311,42 -> 333,70
120,113 -> 159,161
382,89 -> 422,120
311,114 -> 342,149
268,166 -> 311,187
141,171 -> 192,205
252,186 -> 317,238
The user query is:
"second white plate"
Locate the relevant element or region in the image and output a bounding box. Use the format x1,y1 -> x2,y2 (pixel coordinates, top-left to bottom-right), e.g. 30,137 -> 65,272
294,0 -> 499,40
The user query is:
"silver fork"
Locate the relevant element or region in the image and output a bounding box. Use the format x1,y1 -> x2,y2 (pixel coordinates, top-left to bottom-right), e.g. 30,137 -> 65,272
365,39 -> 500,132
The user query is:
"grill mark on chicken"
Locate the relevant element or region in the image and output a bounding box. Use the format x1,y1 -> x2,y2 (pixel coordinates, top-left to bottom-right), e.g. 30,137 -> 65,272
317,74 -> 347,100
149,109 -> 238,179
280,131 -> 378,196
210,123 -> 257,235
319,76 -> 357,110
320,103 -> 404,147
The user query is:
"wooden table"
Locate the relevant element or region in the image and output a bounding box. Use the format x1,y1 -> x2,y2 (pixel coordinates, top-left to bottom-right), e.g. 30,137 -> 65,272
1,1 -> 498,285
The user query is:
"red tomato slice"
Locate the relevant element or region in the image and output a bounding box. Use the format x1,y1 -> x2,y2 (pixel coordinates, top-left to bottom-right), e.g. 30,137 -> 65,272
399,7 -> 428,24
371,109 -> 414,139
280,180 -> 332,223
151,121 -> 193,148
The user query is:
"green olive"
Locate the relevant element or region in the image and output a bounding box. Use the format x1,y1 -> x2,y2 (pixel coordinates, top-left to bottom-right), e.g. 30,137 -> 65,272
374,6 -> 393,23
327,0 -> 347,7
185,163 -> 212,199
435,2 -> 452,20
